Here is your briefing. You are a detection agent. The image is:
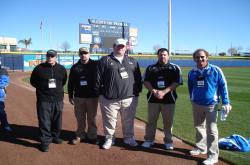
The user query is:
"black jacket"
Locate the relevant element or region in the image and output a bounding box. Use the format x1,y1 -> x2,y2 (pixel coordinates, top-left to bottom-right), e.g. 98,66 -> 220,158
30,62 -> 67,102
94,53 -> 142,100
68,59 -> 98,99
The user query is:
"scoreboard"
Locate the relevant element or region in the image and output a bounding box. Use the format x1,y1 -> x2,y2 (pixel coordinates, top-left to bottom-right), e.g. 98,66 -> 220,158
80,19 -> 137,54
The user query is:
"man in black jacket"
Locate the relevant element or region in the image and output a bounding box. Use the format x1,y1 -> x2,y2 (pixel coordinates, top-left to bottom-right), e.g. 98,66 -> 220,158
95,38 -> 142,149
30,49 -> 67,152
68,47 -> 98,145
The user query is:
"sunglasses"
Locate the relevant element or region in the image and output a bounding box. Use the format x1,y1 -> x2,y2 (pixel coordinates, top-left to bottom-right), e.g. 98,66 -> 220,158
195,56 -> 206,59
80,51 -> 88,55
46,54 -> 56,58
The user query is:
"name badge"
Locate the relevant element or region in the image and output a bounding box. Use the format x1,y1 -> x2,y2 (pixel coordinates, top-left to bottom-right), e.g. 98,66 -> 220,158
157,80 -> 165,88
119,67 -> 129,79
80,80 -> 87,86
48,78 -> 56,88
197,76 -> 205,87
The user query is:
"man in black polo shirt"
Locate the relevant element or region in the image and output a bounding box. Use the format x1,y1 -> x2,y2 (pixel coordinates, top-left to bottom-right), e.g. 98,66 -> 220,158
141,48 -> 183,150
68,47 -> 98,145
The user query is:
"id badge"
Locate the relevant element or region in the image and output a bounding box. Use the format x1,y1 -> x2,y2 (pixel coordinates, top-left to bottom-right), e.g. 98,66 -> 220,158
197,80 -> 204,87
197,76 -> 205,87
119,67 -> 128,79
48,78 -> 56,88
80,80 -> 87,86
157,80 -> 165,88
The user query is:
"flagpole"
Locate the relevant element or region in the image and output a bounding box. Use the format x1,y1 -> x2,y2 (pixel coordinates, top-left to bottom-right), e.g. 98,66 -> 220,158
168,0 -> 172,56
40,20 -> 44,52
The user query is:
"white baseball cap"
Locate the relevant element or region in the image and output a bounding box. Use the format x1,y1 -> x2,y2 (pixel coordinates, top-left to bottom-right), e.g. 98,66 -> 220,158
115,38 -> 127,46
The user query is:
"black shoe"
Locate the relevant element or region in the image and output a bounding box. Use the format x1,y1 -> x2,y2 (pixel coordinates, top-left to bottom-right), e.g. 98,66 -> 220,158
3,126 -> 13,133
40,145 -> 49,152
88,138 -> 99,145
52,138 -> 63,144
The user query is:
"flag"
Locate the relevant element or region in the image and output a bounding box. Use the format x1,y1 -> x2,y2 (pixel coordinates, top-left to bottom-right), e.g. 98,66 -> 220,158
40,21 -> 43,30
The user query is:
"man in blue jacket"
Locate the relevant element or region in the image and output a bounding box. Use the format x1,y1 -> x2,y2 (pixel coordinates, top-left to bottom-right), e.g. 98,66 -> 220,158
0,65 -> 12,133
188,49 -> 232,165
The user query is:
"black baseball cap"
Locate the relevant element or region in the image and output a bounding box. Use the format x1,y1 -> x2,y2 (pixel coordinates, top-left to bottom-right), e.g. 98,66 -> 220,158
46,49 -> 57,57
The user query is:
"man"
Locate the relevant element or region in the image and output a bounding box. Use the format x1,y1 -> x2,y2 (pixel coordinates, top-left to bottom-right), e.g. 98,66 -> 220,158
95,38 -> 142,149
188,49 -> 232,165
30,49 -> 67,152
141,48 -> 183,150
68,47 -> 98,145
0,65 -> 12,133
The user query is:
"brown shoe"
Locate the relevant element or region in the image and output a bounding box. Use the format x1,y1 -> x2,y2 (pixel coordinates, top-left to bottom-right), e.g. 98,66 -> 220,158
71,137 -> 81,145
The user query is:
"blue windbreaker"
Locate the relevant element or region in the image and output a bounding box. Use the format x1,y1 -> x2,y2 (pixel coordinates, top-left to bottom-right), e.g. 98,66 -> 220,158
0,67 -> 10,102
188,63 -> 230,105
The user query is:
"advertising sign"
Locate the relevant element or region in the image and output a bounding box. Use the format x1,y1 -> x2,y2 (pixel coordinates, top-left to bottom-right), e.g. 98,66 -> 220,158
79,24 -> 92,44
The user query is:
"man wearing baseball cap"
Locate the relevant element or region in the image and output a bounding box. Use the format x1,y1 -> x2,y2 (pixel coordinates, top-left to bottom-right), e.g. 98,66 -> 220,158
30,49 -> 67,152
94,38 -> 142,149
68,47 -> 99,145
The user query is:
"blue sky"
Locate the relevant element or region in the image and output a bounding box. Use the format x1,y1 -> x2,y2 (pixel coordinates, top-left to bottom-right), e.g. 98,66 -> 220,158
1,0 -> 250,54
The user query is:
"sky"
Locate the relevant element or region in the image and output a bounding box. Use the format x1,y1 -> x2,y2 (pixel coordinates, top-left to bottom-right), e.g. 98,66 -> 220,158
1,0 -> 250,54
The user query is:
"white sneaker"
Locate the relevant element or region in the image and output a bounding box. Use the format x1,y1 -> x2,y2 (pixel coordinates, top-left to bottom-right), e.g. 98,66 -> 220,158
124,138 -> 138,147
190,148 -> 207,155
165,143 -> 174,150
102,139 -> 115,150
203,157 -> 218,165
141,141 -> 154,148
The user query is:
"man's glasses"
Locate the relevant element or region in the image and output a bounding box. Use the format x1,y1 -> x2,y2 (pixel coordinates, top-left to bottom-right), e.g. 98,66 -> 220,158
195,56 -> 206,59
80,52 -> 88,55
46,55 -> 56,58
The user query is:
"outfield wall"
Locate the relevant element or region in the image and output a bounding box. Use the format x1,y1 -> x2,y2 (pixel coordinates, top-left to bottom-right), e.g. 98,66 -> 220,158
0,53 -> 250,71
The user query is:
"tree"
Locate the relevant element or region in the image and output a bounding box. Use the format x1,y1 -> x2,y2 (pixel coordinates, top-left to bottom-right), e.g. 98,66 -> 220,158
153,44 -> 161,54
18,38 -> 32,49
227,46 -> 243,56
61,41 -> 70,52
218,52 -> 226,56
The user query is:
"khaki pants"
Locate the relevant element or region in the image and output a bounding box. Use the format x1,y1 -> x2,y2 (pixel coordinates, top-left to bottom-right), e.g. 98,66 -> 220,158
74,97 -> 98,139
99,95 -> 138,140
192,102 -> 219,159
144,103 -> 175,143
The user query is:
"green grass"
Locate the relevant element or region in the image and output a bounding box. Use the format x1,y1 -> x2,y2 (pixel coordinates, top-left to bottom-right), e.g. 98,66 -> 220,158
136,67 -> 250,165
23,67 -> 250,165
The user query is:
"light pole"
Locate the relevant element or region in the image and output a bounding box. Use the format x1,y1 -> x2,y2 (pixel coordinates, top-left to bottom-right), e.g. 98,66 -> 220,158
168,0 -> 172,56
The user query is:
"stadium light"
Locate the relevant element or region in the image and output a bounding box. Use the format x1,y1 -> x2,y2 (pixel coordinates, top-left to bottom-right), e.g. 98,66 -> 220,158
168,0 -> 172,56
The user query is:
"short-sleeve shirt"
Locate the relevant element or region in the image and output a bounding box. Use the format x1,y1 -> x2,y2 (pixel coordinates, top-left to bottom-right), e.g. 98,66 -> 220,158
144,62 -> 183,104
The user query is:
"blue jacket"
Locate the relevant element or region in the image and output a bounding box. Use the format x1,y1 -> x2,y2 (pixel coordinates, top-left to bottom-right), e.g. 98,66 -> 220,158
188,63 -> 230,105
219,134 -> 250,152
0,67 -> 10,102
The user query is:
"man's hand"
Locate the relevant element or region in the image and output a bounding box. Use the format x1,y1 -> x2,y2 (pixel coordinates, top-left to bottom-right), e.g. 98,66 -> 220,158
222,104 -> 232,114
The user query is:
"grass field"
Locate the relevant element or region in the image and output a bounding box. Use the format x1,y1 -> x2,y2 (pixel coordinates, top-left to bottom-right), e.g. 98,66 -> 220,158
23,67 -> 250,165
136,67 -> 250,165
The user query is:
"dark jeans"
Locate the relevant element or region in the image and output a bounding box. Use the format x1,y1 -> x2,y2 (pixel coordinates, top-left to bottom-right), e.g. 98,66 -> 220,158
37,101 -> 63,145
0,101 -> 10,128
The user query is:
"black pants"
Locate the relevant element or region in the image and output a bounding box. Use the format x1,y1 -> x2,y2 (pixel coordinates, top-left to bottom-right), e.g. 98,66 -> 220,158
0,102 -> 9,128
37,101 -> 63,145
